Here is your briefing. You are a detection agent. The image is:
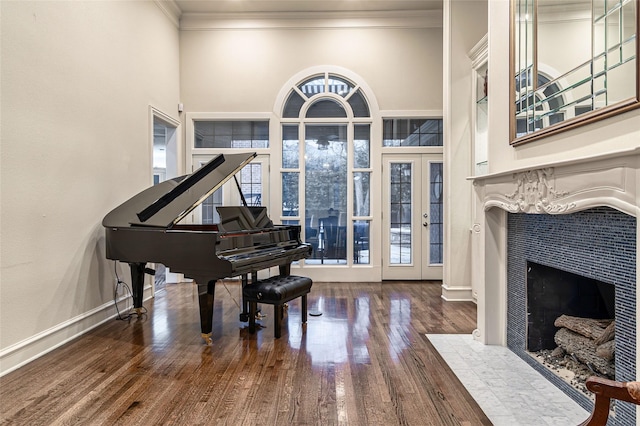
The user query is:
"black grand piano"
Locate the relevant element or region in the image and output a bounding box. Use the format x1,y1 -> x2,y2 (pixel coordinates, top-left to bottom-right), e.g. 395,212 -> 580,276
102,152 -> 312,344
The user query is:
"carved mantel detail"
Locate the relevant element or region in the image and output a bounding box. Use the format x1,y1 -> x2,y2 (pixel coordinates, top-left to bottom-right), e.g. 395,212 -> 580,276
502,168 -> 576,214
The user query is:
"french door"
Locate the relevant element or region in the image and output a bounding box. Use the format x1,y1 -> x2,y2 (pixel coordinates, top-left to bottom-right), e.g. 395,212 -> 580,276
382,154 -> 443,280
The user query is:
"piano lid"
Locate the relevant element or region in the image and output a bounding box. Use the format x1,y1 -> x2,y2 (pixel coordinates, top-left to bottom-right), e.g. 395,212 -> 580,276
102,152 -> 257,228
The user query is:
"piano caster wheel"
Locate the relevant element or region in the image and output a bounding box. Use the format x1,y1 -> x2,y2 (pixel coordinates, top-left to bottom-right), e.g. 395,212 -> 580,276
201,333 -> 213,346
134,307 -> 144,317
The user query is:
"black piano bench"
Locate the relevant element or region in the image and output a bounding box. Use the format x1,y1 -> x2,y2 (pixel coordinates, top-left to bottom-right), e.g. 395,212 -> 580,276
243,275 -> 313,338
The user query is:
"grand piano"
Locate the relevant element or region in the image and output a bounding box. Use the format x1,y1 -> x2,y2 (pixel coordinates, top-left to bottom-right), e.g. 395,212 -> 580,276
102,152 -> 312,344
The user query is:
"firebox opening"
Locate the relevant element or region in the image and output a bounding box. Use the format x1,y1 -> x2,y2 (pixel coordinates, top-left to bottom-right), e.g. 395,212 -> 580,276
526,261 -> 614,353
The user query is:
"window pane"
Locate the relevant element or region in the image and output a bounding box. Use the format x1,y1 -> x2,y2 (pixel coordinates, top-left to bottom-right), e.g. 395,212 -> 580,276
354,220 -> 370,264
201,162 -> 262,223
353,172 -> 370,216
429,162 -> 443,264
354,124 -> 370,168
305,124 -> 347,264
390,163 -> 412,264
327,75 -> 354,97
348,89 -> 370,117
306,99 -> 347,118
283,90 -> 305,118
240,163 -> 262,206
299,76 -> 325,96
201,188 -> 223,224
282,125 -> 299,168
251,121 -> 269,146
282,172 -> 299,217
382,118 -> 443,147
194,120 -> 269,148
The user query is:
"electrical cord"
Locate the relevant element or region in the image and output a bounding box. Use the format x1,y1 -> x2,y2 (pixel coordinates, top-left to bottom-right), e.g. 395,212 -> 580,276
222,280 -> 241,310
113,262 -> 147,321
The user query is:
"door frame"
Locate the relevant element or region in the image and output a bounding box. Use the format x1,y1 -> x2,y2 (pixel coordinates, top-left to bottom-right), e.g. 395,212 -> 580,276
382,153 -> 443,280
150,107 -> 181,286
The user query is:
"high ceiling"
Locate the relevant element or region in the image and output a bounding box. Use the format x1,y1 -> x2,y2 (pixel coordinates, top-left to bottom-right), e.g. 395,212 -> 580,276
174,0 -> 443,14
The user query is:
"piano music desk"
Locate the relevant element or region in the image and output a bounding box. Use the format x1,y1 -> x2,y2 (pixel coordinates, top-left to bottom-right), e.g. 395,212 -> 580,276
243,275 -> 313,338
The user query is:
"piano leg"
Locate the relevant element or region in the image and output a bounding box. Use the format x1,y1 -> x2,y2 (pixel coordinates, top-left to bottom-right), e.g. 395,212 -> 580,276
197,279 -> 216,345
129,262 -> 146,317
239,274 -> 250,322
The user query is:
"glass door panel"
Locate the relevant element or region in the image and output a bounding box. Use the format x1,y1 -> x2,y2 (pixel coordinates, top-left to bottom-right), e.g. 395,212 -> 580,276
389,162 -> 413,265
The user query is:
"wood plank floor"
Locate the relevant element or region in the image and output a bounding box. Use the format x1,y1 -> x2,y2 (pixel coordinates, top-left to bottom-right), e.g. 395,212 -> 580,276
1,281 -> 491,425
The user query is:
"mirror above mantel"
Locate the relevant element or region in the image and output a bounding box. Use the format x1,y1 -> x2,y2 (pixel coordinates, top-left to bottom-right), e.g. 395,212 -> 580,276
510,0 -> 640,145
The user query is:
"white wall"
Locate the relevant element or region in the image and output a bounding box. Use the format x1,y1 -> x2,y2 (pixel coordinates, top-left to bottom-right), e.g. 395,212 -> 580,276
0,1 -> 180,374
179,20 -> 442,115
443,0 -> 488,300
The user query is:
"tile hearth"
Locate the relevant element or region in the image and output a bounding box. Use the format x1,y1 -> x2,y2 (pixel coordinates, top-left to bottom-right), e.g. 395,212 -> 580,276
427,334 -> 589,426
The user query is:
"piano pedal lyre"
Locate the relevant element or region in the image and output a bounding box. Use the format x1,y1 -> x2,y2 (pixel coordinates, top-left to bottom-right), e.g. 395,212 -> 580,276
201,333 -> 213,346
240,308 -> 264,322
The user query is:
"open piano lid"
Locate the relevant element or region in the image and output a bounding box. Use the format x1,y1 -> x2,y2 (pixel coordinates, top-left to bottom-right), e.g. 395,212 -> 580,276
102,152 -> 257,228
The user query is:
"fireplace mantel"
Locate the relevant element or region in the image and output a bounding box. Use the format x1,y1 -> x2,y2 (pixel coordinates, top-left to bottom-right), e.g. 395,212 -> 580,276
470,149 -> 640,346
471,148 -> 640,217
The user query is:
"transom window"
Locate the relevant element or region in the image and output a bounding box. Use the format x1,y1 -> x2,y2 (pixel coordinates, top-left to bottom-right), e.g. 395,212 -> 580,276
284,73 -> 370,119
382,118 -> 443,147
194,120 -> 269,148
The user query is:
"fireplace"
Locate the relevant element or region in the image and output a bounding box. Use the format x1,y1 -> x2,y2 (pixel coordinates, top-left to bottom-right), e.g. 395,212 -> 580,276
526,262 -> 615,353
507,207 -> 636,426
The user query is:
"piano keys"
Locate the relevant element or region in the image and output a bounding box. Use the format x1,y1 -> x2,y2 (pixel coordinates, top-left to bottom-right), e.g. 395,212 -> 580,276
102,152 -> 312,345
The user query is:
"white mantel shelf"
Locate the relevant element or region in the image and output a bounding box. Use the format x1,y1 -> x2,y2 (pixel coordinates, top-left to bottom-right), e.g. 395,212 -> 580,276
470,148 -> 640,217
468,146 -> 640,183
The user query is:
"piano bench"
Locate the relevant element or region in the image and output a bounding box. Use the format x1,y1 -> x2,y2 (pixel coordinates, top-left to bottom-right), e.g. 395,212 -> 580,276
243,275 -> 313,338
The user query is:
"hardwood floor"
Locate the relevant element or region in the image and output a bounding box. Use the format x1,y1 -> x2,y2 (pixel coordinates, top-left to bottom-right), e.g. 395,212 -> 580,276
1,281 -> 491,425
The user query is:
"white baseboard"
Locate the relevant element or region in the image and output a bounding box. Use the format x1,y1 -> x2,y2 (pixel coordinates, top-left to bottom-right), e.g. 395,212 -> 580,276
440,283 -> 474,301
0,286 -> 153,377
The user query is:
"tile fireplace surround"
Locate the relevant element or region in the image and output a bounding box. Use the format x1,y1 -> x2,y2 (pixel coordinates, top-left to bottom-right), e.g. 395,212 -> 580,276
471,149 -> 639,426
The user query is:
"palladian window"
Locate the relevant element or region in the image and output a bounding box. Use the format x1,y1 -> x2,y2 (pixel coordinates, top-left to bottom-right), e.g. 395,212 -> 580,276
281,73 -> 372,265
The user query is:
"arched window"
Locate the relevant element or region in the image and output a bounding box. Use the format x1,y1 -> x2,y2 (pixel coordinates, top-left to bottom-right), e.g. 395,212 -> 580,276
515,69 -> 567,137
280,72 -> 372,266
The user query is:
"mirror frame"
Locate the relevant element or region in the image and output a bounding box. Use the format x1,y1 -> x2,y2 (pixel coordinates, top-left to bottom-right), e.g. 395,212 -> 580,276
509,0 -> 640,146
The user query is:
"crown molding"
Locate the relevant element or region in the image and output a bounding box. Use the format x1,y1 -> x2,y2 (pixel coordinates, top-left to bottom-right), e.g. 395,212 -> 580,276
180,10 -> 442,31
468,33 -> 488,67
154,0 -> 181,28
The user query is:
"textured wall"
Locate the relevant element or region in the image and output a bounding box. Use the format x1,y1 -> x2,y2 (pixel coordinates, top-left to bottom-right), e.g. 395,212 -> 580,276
507,207 -> 636,425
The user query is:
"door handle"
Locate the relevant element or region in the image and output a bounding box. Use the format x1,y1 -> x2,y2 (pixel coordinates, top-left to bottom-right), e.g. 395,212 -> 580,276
423,213 -> 428,227
423,222 -> 429,227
